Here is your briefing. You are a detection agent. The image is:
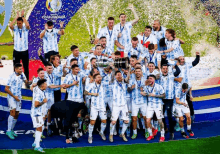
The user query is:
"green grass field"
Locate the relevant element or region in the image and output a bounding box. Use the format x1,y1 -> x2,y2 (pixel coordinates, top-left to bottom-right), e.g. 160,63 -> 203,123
0,136 -> 219,154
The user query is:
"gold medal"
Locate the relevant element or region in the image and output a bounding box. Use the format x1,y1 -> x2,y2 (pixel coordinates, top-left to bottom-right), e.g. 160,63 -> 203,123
76,84 -> 79,87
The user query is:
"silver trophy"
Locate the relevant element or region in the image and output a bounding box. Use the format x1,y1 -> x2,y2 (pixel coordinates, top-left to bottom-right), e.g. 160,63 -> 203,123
96,57 -> 130,68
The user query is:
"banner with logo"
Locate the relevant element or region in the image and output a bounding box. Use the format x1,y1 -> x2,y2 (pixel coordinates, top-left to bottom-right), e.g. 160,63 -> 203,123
28,0 -> 89,59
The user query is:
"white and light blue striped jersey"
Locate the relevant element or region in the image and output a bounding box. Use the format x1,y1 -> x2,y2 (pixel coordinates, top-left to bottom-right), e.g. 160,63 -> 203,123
144,83 -> 165,108
126,44 -> 144,59
97,26 -> 115,51
6,72 -> 26,100
174,86 -> 189,107
128,77 -> 147,104
165,39 -> 184,60
44,72 -> 55,103
63,72 -> 86,102
85,77 -> 93,100
121,73 -> 132,98
144,69 -> 160,80
152,26 -> 167,51
14,25 -> 29,51
66,54 -> 85,70
177,63 -> 193,88
159,74 -> 175,99
42,28 -> 60,53
113,22 -> 132,51
86,82 -> 106,109
53,64 -> 63,91
102,73 -> 113,98
111,80 -> 128,106
137,34 -> 157,52
144,52 -> 161,67
31,86 -> 46,116
101,47 -> 114,56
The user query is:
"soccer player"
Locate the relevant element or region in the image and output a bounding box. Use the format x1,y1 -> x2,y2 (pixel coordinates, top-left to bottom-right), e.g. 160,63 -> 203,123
84,74 -> 107,143
109,71 -> 130,142
114,4 -> 139,57
40,20 -> 64,62
44,63 -> 64,136
176,52 -> 200,122
66,45 -> 85,70
95,17 -> 115,51
137,26 -> 157,51
126,37 -> 144,63
31,79 -> 47,153
9,10 -> 30,81
152,20 -> 167,51
30,68 -> 45,91
99,36 -> 114,57
175,83 -> 194,138
141,75 -> 166,142
144,44 -> 161,70
5,63 -> 28,139
63,64 -> 86,103
160,64 -> 181,140
128,68 -> 148,139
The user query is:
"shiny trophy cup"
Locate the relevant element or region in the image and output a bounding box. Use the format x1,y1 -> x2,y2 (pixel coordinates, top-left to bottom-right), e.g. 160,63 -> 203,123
96,57 -> 130,69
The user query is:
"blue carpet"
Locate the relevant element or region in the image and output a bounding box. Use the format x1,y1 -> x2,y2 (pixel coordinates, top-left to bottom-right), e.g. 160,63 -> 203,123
0,119 -> 220,150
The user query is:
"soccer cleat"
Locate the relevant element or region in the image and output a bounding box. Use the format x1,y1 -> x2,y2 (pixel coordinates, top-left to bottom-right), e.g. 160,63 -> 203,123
6,131 -> 15,140
11,130 -> 18,137
88,136 -> 93,144
145,132 -> 149,138
131,134 -> 137,139
32,143 -> 36,148
120,134 -> 128,142
34,147 -> 45,153
153,128 -> 158,136
188,130 -> 194,137
109,135 -> 113,142
99,132 -> 106,140
181,132 -> 189,139
159,137 -> 165,142
146,135 -> 154,141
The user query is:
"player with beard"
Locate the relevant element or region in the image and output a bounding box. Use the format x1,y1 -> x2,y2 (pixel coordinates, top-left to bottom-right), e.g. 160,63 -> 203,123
84,74 -> 107,143
152,20 -> 166,51
114,4 -> 139,57
141,75 -> 166,142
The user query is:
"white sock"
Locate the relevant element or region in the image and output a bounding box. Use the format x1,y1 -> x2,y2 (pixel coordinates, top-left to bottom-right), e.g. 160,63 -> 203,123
141,118 -> 145,129
110,123 -> 116,135
121,123 -> 128,135
100,123 -> 106,134
7,115 -> 14,132
147,128 -> 153,136
154,121 -> 158,129
42,125 -> 45,132
187,125 -> 191,131
180,127 -> 185,132
161,128 -> 165,137
88,124 -> 94,137
35,131 -> 42,148
11,119 -> 17,131
133,129 -> 137,135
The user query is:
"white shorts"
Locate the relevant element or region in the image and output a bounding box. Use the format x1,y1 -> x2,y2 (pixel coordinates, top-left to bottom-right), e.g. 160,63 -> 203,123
31,115 -> 44,128
132,103 -> 147,117
126,97 -> 132,112
7,97 -> 21,112
90,107 -> 107,121
146,106 -> 163,119
105,97 -> 113,111
111,105 -> 129,121
175,106 -> 190,117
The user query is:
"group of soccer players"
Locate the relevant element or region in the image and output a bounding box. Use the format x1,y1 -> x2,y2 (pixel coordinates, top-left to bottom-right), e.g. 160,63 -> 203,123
5,4 -> 200,153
